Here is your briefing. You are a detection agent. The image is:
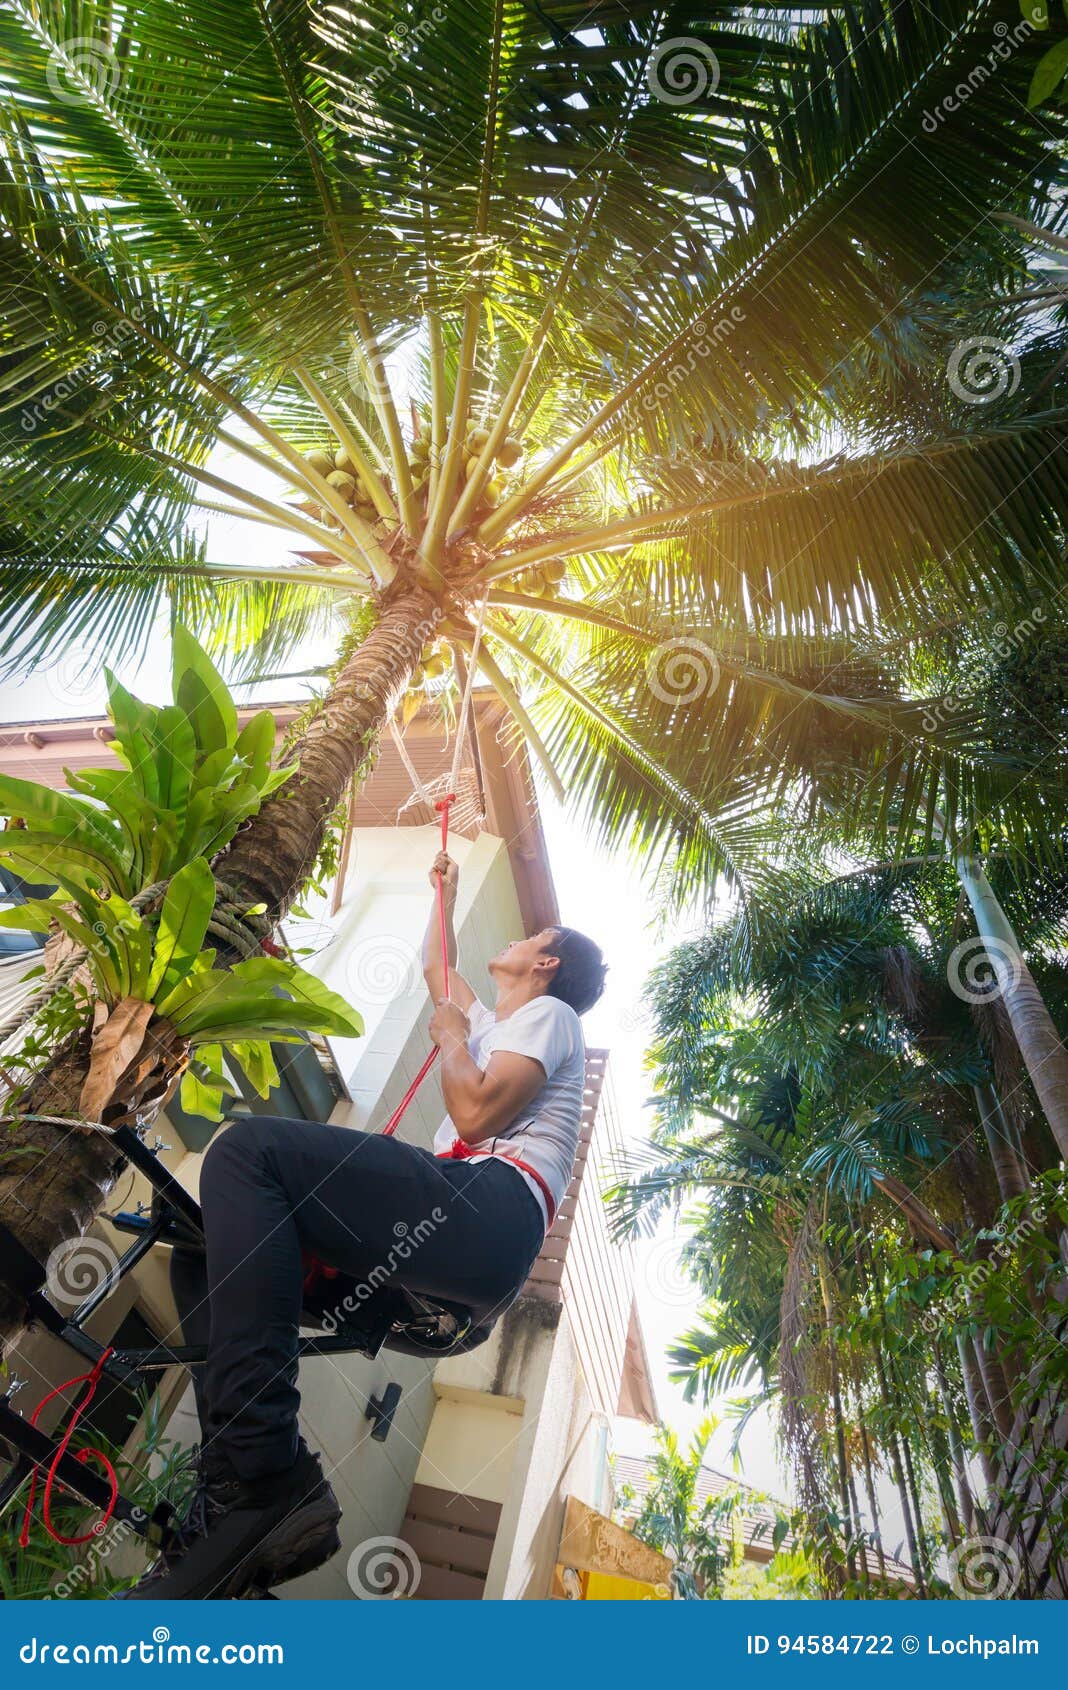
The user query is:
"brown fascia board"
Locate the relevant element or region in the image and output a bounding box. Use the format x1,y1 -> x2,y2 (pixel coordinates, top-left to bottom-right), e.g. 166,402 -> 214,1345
616,1296 -> 660,1425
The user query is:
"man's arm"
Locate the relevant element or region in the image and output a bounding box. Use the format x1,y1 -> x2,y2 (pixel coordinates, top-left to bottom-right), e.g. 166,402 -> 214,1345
428,1002 -> 545,1145
422,850 -> 475,1013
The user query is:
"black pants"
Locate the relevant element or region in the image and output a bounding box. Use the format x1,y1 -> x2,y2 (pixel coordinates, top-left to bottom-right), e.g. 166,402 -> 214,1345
171,1116 -> 545,1478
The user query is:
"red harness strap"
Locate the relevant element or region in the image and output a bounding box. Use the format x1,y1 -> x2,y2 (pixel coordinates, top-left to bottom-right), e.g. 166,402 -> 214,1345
438,1137 -> 557,1230
20,1347 -> 118,1548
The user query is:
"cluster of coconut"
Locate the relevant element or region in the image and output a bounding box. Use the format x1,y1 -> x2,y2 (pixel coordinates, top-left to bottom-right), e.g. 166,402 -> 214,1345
301,444 -> 377,525
300,422 -> 527,530
510,559 -> 566,598
298,424 -> 567,704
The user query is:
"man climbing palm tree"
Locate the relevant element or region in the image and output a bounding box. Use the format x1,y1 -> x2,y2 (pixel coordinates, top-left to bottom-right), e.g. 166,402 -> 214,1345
122,852 -> 605,1599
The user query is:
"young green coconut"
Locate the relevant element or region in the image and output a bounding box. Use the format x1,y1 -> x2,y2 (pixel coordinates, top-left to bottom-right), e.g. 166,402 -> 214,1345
325,469 -> 357,501
495,437 -> 523,468
305,447 -> 335,478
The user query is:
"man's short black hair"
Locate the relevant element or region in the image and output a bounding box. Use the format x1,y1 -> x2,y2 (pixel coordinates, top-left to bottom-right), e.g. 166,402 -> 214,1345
543,926 -> 607,1016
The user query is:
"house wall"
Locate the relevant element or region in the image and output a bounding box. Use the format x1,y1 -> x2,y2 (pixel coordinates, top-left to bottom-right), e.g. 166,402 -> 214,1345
419,1295 -> 612,1600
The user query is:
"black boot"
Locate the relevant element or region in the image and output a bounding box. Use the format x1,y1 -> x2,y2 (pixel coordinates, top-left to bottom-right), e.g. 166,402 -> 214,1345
118,1445 -> 341,1600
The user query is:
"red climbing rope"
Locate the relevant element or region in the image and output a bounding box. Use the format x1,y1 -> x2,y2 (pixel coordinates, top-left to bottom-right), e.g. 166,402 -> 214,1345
381,792 -> 456,1138
19,1347 -> 118,1548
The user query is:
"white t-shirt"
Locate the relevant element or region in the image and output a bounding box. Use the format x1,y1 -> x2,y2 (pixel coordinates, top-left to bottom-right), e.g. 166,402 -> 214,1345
433,994 -> 586,1230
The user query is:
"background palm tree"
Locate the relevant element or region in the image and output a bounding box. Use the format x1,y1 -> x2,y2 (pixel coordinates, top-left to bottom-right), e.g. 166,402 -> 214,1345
617,1420 -> 798,1598
609,859 -> 1068,1593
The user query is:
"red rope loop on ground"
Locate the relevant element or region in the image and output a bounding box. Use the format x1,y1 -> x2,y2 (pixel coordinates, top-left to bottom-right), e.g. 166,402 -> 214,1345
19,1347 -> 118,1548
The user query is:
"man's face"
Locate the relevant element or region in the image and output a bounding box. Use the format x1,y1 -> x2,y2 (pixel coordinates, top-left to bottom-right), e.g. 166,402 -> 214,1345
490,927 -> 559,979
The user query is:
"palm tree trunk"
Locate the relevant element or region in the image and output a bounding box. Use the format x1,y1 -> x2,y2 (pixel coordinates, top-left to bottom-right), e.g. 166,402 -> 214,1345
0,1033 -> 125,1334
221,583 -> 436,916
853,1382 -> 887,1579
964,1290 -> 1016,1443
934,1342 -> 977,1533
926,1386 -> 963,1549
898,1422 -> 931,1590
874,1345 -> 926,1596
817,1253 -> 858,1584
956,1332 -> 998,1490
973,1081 -> 1030,1203
955,852 -> 1068,1161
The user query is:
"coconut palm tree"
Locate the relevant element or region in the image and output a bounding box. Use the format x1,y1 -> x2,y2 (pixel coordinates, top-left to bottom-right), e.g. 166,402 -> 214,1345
2,2 -> 1068,1304
2,2 -> 1067,909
